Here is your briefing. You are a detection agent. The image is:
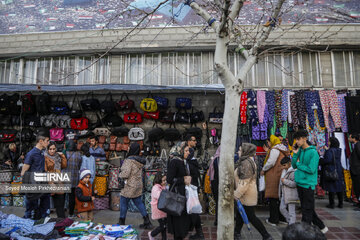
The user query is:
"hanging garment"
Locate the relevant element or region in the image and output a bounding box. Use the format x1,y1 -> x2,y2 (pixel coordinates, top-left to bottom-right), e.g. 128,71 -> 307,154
275,90 -> 283,128
257,90 -> 266,124
266,90 -> 275,127
306,111 -> 326,157
295,90 -> 307,129
287,91 -> 294,124
247,90 -> 258,124
334,132 -> 349,170
304,91 -> 325,129
343,169 -> 352,199
345,96 -> 360,134
289,94 -> 300,130
240,91 -> 248,124
252,105 -> 269,140
281,90 -> 289,122
337,93 -> 348,133
319,90 -> 342,131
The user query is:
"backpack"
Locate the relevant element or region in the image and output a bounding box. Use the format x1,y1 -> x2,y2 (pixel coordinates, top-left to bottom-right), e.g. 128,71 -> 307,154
8,93 -> 21,115
36,92 -> 51,115
21,93 -> 36,115
128,127 -> 145,141
24,115 -> 41,127
0,94 -> 10,114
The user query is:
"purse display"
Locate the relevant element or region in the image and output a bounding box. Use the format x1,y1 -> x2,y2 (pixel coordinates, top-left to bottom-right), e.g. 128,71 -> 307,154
153,96 -> 169,109
50,94 -> 69,115
116,93 -> 134,111
80,92 -> 100,111
140,93 -> 158,112
124,110 -> 143,124
208,107 -> 224,124
175,97 -> 192,109
128,127 -> 145,141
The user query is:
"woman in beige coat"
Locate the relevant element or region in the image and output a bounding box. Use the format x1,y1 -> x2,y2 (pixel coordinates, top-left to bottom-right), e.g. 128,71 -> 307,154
119,142 -> 153,229
234,143 -> 273,240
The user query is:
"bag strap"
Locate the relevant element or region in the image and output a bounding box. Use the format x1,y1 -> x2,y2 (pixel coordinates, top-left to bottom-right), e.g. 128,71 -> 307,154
331,149 -> 337,172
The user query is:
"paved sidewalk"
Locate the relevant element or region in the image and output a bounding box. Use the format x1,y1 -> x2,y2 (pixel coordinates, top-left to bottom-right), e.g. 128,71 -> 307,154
2,198 -> 360,239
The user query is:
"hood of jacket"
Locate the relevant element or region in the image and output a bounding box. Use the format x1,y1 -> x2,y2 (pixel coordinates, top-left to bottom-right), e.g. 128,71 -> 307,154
127,155 -> 145,166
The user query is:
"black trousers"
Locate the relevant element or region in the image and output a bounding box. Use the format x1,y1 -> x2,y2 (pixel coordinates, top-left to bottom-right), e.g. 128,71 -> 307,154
351,173 -> 360,202
68,187 -> 76,216
52,194 -> 66,218
190,213 -> 202,230
329,192 -> 343,206
235,205 -> 270,238
297,186 -> 325,230
268,198 -> 286,224
151,218 -> 167,240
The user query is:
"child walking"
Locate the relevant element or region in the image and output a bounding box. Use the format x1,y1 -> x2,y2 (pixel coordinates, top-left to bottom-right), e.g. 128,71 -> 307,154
279,157 -> 298,225
148,172 -> 167,240
75,169 -> 97,221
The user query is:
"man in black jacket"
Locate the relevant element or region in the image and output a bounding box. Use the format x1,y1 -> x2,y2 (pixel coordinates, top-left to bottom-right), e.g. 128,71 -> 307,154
185,134 -> 204,240
349,133 -> 360,211
2,143 -> 24,170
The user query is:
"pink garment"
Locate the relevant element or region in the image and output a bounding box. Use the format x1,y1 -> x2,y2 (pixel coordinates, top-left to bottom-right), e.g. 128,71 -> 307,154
319,90 -> 342,131
257,90 -> 266,123
151,184 -> 167,220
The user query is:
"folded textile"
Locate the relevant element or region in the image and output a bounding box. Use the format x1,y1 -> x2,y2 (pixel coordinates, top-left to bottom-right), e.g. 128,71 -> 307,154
32,222 -> 56,236
0,211 -> 9,221
0,214 -> 34,233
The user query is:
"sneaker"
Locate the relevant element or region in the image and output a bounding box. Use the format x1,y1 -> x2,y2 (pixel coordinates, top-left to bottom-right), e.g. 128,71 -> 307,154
148,231 -> 154,240
265,219 -> 277,227
353,207 -> 360,211
321,226 -> 329,234
326,204 -> 334,209
279,220 -> 288,225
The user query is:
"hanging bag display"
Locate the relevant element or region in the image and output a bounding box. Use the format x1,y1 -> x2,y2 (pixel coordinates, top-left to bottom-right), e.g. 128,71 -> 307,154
109,135 -> 117,151
148,124 -> 165,142
157,178 -> 186,216
8,93 -> 21,115
100,92 -> 116,115
103,114 -> 123,127
24,115 -> 41,127
36,92 -> 51,115
21,92 -> 36,115
128,127 -> 145,141
164,123 -> 181,142
175,97 -> 192,109
50,128 -> 64,142
159,110 -> 175,123
153,96 -> 169,109
0,94 -> 10,114
96,161 -> 110,176
80,92 -> 100,111
70,117 -> 89,130
190,107 -> 205,124
19,128 -> 34,142
50,94 -> 69,115
64,129 -> 77,140
116,93 -> 134,111
208,107 -> 224,124
93,127 -> 111,136
0,129 -> 17,143
174,109 -> 190,123
123,109 -> 143,124
55,115 -> 71,128
69,93 -> 83,118
108,167 -> 120,189
140,93 -> 158,112
111,126 -> 130,137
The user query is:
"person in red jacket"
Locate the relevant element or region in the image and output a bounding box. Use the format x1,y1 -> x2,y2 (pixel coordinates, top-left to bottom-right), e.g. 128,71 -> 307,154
75,169 -> 96,221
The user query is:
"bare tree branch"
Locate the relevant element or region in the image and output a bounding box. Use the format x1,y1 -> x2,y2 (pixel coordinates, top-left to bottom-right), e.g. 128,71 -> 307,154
187,1 -> 219,31
218,0 -> 231,36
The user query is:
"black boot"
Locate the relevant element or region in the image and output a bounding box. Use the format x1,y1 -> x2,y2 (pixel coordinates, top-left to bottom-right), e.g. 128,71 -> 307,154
189,227 -> 204,240
118,218 -> 125,225
139,215 -> 153,229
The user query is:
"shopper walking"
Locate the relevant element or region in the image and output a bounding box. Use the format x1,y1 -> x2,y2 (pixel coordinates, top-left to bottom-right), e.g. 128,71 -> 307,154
234,143 -> 273,240
167,141 -> 191,240
209,145 -> 220,226
44,142 -> 67,218
261,135 -> 290,226
119,142 -> 153,229
148,172 -> 167,240
292,130 -> 328,233
348,133 -> 360,211
320,137 -> 344,209
21,132 -> 50,219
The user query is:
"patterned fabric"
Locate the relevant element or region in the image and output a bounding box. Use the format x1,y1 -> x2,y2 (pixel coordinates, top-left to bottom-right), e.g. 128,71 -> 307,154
344,169 -> 352,199
65,151 -> 82,188
108,167 -> 120,189
144,171 -> 157,193
32,222 -> 56,236
319,90 -> 342,131
266,90 -> 275,127
94,196 -> 109,210
208,194 -> 216,216
306,111 -> 326,157
0,214 -> 34,233
240,91 -> 248,124
12,195 -> 24,207
257,90 -> 266,123
289,94 -> 299,130
143,191 -> 152,214
295,90 -> 307,129
247,90 -> 258,124
337,93 -> 348,132
281,90 -> 289,121
287,91 -> 294,123
252,106 -> 269,140
275,90 -> 283,128
94,176 -> 107,196
304,91 -> 325,129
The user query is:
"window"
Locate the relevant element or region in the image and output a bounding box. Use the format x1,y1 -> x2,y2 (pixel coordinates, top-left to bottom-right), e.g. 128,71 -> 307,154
332,51 -> 360,87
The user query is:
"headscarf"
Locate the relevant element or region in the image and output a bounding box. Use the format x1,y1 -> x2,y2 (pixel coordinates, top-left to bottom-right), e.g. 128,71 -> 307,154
80,144 -> 91,157
236,143 -> 257,179
127,142 -> 140,157
169,141 -> 186,158
66,140 -> 77,152
44,151 -> 62,171
208,145 -> 221,181
269,135 -> 281,148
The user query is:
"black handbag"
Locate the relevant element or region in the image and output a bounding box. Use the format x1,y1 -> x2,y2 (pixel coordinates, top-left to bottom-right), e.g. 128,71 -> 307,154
100,92 -> 116,115
208,107 -> 224,124
190,108 -> 204,124
174,109 -> 190,123
324,149 -> 339,181
80,92 -> 100,111
50,94 -> 69,115
69,93 -> 83,118
103,113 -> 123,127
157,179 -> 186,216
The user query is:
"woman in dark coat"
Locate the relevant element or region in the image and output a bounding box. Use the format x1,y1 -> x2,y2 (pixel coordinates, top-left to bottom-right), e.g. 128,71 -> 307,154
320,137 -> 344,208
167,141 -> 192,240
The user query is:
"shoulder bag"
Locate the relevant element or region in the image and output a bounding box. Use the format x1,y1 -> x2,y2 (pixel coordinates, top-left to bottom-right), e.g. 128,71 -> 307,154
157,178 -> 186,216
324,149 -> 339,181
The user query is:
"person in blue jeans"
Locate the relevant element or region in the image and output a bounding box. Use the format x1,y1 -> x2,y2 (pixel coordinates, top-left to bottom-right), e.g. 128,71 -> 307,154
119,142 -> 153,229
21,132 -> 50,219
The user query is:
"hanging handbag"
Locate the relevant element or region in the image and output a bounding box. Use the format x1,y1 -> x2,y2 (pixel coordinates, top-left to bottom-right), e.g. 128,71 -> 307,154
174,109 -> 190,123
70,117 -> 89,130
19,128 -> 34,142
35,92 -> 51,115
324,149 -> 339,181
80,92 -> 100,111
159,110 -> 175,123
208,107 -> 224,124
154,96 -> 169,109
69,93 -> 83,118
143,111 -> 160,120
103,114 -> 123,127
190,108 -> 205,124
100,92 -> 116,115
93,127 -> 111,137
0,129 -> 17,143
148,126 -> 165,142
0,94 -> 10,114
50,128 -> 64,142
157,179 -> 186,216
116,93 -> 134,111
140,93 -> 158,112
64,129 -> 77,140
8,93 -> 21,115
128,127 -> 145,141
24,115 -> 41,127
111,126 -> 130,137
50,94 -> 69,115
56,115 -> 71,128
175,97 -> 192,109
124,109 -> 143,124
21,92 -> 36,115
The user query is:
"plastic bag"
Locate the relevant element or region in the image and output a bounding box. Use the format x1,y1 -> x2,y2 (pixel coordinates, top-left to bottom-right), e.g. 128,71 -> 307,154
185,184 -> 202,214
259,175 -> 265,192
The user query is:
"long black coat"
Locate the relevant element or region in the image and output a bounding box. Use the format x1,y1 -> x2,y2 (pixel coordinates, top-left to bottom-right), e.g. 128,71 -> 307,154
167,157 -> 190,238
320,148 -> 344,193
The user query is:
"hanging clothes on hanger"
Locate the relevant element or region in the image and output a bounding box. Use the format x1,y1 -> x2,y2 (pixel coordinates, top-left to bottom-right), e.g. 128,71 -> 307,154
274,90 -> 283,128
319,90 -> 342,131
257,90 -> 266,124
289,93 -> 300,130
266,90 -> 275,127
345,96 -> 360,133
281,90 -> 289,122
337,93 -> 348,133
304,91 -> 325,129
295,90 -> 307,129
240,91 -> 248,124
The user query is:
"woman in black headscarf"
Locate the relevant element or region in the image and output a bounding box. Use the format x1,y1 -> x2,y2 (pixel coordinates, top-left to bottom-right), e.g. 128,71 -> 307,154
119,142 -> 153,229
